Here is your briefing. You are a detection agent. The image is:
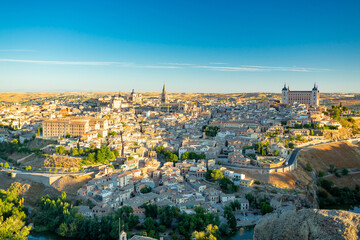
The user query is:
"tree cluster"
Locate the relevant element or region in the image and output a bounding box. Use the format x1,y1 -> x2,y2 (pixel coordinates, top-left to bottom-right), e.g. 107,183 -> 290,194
84,145 -> 118,165
254,142 -> 269,156
31,194 -> 139,240
317,179 -> 360,209
0,138 -> 42,162
140,186 -> 152,194
0,183 -> 31,240
155,145 -> 178,162
181,151 -> 206,160
205,169 -> 223,181
219,177 -> 239,194
192,224 -> 220,240
202,126 -> 220,137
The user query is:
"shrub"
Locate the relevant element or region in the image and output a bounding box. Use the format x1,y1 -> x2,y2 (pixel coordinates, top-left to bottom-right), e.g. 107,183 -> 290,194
318,171 -> 325,178
305,163 -> 312,172
329,164 -> 336,173
261,203 -> 273,215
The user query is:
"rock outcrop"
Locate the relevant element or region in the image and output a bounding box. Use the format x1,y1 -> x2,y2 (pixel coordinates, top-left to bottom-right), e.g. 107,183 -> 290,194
253,209 -> 360,240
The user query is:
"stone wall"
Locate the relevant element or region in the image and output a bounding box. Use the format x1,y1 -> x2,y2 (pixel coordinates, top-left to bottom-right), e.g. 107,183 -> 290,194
11,171 -> 62,186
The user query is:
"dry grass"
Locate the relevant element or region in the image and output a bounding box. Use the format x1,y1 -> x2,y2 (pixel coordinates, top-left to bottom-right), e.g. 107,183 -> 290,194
298,142 -> 360,171
23,182 -> 60,207
51,174 -> 93,196
44,154 -> 81,168
327,173 -> 360,188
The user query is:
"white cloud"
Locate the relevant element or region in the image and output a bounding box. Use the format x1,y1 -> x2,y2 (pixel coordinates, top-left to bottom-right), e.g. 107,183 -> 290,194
0,49 -> 36,52
161,62 -> 195,66
0,58 -> 328,72
193,65 -> 328,72
0,58 -> 129,66
0,58 -> 184,69
136,65 -> 182,69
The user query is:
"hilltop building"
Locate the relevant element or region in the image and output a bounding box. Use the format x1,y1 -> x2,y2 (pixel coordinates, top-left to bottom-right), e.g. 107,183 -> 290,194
281,84 -> 319,106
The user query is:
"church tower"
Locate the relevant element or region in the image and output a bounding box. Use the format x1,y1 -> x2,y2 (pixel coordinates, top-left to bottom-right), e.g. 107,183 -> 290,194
281,83 -> 289,104
161,84 -> 167,103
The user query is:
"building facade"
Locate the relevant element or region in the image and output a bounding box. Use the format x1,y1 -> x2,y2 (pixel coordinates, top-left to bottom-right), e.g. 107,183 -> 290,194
281,84 -> 319,105
43,117 -> 108,137
43,119 -> 90,137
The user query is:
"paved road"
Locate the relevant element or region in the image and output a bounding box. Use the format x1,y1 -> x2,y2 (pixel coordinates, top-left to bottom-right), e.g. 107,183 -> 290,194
287,148 -> 301,166
222,148 -> 301,170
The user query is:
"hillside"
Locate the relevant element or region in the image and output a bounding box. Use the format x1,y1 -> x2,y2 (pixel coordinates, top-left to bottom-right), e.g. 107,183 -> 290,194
292,141 -> 360,189
254,209 -> 360,240
299,141 -> 360,171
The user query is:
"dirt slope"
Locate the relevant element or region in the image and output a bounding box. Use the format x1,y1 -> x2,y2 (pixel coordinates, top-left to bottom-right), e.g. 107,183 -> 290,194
298,141 -> 360,171
51,174 -> 92,196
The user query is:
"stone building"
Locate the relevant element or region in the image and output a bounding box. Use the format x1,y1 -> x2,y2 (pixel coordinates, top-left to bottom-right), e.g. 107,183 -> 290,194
281,84 -> 319,105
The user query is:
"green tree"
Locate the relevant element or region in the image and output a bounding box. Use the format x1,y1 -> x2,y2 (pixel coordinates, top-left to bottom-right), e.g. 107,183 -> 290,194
245,193 -> 255,204
192,224 -> 220,240
109,131 -> 117,136
0,184 -> 31,240
210,170 -> 223,181
72,148 -> 79,156
143,217 -> 155,233
273,149 -> 279,156
55,146 -> 66,154
96,150 -> 105,163
219,177 -> 238,194
181,152 -> 189,160
58,223 -> 69,237
261,203 -> 273,215
112,149 -> 119,158
199,153 -> 206,159
318,171 -> 325,178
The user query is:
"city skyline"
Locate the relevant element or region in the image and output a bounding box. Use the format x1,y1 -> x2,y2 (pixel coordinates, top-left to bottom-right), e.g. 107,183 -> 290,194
1,0 -> 359,93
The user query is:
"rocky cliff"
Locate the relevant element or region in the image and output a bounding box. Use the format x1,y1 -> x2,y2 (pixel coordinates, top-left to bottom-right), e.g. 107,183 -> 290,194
253,209 -> 360,240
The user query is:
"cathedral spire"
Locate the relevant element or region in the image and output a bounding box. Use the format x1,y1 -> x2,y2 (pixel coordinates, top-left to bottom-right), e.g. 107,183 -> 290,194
161,84 -> 167,103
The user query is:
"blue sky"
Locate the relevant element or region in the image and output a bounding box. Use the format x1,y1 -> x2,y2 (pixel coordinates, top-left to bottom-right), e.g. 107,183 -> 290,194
0,0 -> 359,93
